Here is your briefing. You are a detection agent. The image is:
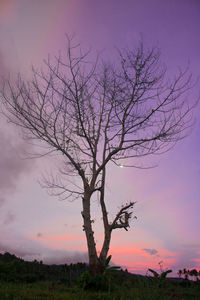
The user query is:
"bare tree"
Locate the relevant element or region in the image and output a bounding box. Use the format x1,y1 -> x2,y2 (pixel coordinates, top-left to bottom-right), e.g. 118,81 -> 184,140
0,36 -> 195,275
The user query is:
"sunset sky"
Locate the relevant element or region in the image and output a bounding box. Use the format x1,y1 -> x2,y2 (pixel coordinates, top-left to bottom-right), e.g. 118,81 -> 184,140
0,0 -> 200,276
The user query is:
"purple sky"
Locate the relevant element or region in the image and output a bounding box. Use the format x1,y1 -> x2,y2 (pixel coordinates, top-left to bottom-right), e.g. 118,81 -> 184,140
0,0 -> 200,275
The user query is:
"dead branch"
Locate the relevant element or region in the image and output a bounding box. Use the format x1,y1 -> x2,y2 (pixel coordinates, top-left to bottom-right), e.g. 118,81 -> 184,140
111,202 -> 136,231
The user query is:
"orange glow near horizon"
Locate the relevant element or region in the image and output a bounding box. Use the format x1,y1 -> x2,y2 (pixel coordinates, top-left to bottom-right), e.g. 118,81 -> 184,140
110,246 -> 177,274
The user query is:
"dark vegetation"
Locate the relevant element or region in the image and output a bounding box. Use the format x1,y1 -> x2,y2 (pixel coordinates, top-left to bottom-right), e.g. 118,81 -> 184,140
0,252 -> 200,299
0,252 -> 87,284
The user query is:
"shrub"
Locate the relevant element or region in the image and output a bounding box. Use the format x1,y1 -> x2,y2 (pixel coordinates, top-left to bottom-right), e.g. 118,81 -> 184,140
77,271 -> 108,290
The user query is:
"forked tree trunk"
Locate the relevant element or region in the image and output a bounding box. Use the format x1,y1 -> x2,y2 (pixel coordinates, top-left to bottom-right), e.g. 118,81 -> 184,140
81,170 -> 134,276
82,191 -> 99,275
99,230 -> 111,266
82,190 -> 112,276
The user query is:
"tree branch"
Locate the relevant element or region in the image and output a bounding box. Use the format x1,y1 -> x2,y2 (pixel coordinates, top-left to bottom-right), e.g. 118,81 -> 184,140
111,202 -> 136,231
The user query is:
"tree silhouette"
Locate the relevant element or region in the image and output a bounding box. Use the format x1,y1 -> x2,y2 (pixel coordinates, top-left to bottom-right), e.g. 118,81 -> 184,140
178,269 -> 182,278
0,36 -> 195,275
189,268 -> 198,281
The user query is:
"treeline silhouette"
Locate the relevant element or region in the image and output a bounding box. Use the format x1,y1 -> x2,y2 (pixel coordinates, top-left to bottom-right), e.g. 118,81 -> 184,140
0,252 -> 87,283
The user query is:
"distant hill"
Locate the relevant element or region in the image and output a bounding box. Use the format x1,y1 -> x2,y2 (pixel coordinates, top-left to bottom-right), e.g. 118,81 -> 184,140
0,251 -> 87,283
0,252 -> 23,263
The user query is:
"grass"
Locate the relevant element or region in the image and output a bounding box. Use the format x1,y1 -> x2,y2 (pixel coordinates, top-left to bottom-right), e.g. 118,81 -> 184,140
0,276 -> 200,300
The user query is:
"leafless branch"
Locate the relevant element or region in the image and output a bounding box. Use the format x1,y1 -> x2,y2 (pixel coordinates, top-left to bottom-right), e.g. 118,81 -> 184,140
111,202 -> 136,231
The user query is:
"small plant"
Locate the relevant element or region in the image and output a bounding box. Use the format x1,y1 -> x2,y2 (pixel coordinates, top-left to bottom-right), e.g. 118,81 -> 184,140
104,255 -> 121,274
77,255 -> 121,291
77,270 -> 108,290
148,261 -> 172,287
103,255 -> 122,293
148,268 -> 172,280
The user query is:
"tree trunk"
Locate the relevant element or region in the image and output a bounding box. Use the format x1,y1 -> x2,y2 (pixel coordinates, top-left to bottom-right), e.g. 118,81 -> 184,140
99,228 -> 111,267
82,176 -> 113,276
98,168 -> 111,271
82,190 -> 99,275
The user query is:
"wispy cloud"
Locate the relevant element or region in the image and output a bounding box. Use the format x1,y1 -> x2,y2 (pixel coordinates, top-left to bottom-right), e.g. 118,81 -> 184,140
37,232 -> 43,238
